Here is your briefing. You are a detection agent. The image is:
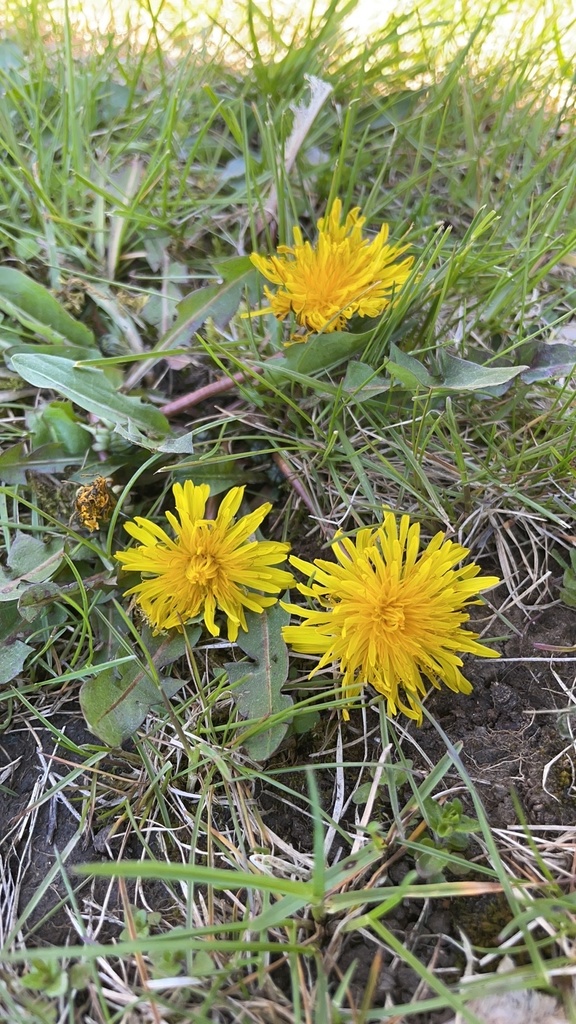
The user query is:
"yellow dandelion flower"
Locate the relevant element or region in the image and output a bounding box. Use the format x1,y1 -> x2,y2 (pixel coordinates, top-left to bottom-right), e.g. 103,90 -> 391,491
115,481 -> 294,641
250,198 -> 414,338
282,512 -> 500,722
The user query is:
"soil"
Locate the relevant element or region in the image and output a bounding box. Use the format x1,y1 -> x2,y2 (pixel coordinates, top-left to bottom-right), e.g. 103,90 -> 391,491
0,718 -> 171,948
1,603 -> 575,1021
257,600 -> 576,1020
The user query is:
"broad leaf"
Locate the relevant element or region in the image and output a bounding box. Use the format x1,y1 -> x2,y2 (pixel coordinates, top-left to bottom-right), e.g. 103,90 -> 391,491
97,80 -> 132,124
386,343 -> 437,390
0,267 -> 94,347
281,328 -> 373,376
3,342 -> 101,362
521,342 -> 576,384
7,531 -> 63,578
0,442 -> 28,483
0,603 -> 21,642
0,441 -> 88,478
18,581 -> 63,622
386,347 -> 528,394
437,354 -> 528,391
0,38 -> 24,72
80,629 -> 199,746
225,603 -> 292,760
28,401 -> 90,456
163,260 -> 254,347
0,639 -> 35,685
343,360 -> 389,399
11,354 -> 169,436
0,532 -> 64,602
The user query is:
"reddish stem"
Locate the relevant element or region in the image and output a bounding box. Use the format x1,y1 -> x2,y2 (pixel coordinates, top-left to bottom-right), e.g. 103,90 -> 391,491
272,452 -> 318,517
160,368 -> 248,416
160,352 -> 284,417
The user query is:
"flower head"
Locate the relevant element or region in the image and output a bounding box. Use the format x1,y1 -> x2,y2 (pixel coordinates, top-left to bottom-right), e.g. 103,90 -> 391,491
115,481 -> 293,641
282,513 -> 500,721
250,198 -> 414,338
75,476 -> 116,531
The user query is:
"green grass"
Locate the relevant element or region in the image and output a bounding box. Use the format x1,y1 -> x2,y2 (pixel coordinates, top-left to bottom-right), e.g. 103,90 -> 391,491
1,0 -> 576,1020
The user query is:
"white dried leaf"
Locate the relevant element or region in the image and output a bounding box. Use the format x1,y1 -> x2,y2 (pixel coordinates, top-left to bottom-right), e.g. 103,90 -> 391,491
256,75 -> 333,229
284,75 -> 333,173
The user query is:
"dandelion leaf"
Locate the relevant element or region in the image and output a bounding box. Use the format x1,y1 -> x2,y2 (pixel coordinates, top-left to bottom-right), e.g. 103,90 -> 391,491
4,341 -> 101,361
343,360 -> 389,400
0,638 -> 35,685
386,347 -> 528,394
11,354 -> 169,436
28,400 -> 90,456
387,343 -> 437,389
225,603 -> 292,761
80,629 -> 198,746
0,442 -> 28,484
0,532 -> 64,602
163,258 -> 254,347
0,267 -> 94,347
521,341 -> 576,384
282,329 -> 372,375
113,421 -> 195,453
0,439 -> 87,480
437,354 -> 528,391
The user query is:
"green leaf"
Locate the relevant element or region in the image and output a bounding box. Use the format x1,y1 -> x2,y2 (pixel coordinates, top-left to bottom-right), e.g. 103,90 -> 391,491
423,797 -> 481,841
0,267 -> 94,347
343,360 -> 389,400
0,533 -> 65,602
10,354 -> 169,436
351,782 -> 375,805
0,441 -> 88,478
21,960 -> 68,998
0,38 -> 25,72
14,237 -> 42,262
143,235 -> 171,272
521,342 -> 576,384
18,581 -> 63,622
212,255 -> 258,285
28,401 -> 90,456
68,962 -> 92,990
225,603 -> 292,761
281,329 -> 373,376
97,80 -> 132,123
292,708 -> 320,735
163,261 -> 254,347
0,638 -> 35,685
7,532 -> 62,579
80,629 -> 199,746
414,838 -> 449,881
0,603 -> 21,643
385,348 -> 529,394
437,354 -> 528,392
3,341 -> 101,362
560,587 -> 576,609
0,442 -> 28,483
386,343 -> 437,390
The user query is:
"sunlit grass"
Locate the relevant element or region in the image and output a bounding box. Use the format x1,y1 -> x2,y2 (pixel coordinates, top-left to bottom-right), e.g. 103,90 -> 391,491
3,0 -> 576,100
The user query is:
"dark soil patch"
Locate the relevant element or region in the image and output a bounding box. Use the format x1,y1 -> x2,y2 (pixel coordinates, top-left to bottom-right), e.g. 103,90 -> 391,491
422,603 -> 576,830
0,717 -> 171,947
